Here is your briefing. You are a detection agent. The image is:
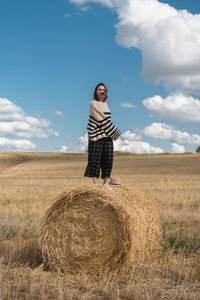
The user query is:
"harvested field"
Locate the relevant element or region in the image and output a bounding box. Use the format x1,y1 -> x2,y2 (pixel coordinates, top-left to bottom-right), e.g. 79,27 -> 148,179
0,152 -> 200,299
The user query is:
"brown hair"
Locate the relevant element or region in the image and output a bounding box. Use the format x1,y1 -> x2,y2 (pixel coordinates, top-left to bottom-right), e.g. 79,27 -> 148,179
93,83 -> 108,101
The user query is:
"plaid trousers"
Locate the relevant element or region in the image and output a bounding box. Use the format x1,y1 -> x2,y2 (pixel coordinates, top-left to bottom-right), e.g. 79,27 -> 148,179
84,137 -> 113,179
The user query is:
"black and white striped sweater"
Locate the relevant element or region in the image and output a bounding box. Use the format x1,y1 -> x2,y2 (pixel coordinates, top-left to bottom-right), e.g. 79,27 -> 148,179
87,100 -> 121,141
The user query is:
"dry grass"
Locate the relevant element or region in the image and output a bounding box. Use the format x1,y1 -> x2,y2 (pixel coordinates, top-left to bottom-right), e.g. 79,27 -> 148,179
0,152 -> 200,299
39,186 -> 160,275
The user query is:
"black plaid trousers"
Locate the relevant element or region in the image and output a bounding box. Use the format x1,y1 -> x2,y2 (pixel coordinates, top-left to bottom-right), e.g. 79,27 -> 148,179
84,137 -> 113,179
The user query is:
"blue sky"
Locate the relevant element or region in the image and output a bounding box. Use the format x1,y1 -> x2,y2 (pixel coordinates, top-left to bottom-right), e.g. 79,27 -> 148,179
0,0 -> 200,153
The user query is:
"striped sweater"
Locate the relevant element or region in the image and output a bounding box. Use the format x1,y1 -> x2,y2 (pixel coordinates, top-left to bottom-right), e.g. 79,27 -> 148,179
87,100 -> 121,141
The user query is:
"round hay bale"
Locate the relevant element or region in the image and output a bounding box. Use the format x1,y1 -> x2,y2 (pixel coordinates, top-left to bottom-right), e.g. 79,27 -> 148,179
39,186 -> 161,275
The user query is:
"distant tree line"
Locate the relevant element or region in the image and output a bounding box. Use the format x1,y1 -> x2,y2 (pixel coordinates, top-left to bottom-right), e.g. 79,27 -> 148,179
196,146 -> 200,153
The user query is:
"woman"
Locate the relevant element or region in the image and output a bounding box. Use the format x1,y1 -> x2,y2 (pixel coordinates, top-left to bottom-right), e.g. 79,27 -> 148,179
84,83 -> 121,189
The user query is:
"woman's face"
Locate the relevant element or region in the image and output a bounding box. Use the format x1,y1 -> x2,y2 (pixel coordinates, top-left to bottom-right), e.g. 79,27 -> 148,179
96,85 -> 106,102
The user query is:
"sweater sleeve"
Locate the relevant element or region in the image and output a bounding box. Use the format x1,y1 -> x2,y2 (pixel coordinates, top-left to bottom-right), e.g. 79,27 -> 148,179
88,101 -> 121,141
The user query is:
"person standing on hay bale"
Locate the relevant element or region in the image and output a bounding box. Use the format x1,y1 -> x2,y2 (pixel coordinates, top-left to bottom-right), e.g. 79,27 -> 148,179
84,82 -> 121,190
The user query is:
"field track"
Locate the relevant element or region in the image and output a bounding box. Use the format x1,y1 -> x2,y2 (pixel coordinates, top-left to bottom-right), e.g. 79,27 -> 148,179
0,153 -> 30,170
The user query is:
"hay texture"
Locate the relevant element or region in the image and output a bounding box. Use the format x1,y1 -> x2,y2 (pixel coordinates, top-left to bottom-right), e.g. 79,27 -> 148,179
39,186 -> 160,275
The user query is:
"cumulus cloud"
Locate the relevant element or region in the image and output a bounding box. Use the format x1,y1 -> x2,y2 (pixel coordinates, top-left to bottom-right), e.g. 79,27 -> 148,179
0,98 -> 59,138
0,97 -> 24,121
0,122 -> 59,138
70,0 -> 200,94
77,134 -> 88,151
115,130 -> 163,153
142,122 -> 200,145
70,134 -> 88,152
114,138 -> 163,154
65,131 -> 163,154
121,131 -> 141,141
61,134 -> 88,152
143,93 -> 200,124
60,145 -> 69,152
0,138 -> 35,150
120,102 -> 136,108
171,143 -> 185,153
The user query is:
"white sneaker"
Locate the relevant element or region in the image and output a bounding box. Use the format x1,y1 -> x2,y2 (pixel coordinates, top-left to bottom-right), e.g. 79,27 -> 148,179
102,183 -> 112,190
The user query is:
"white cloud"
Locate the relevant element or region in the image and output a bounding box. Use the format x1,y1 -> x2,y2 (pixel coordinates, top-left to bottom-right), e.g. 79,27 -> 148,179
143,93 -> 200,124
121,130 -> 141,141
54,110 -> 66,117
114,138 -> 163,154
0,97 -> 24,121
0,97 -> 59,138
0,138 -> 35,150
60,145 -> 69,152
70,0 -> 200,94
79,5 -> 91,11
70,0 -> 114,8
143,122 -> 200,145
65,127 -> 198,153
171,143 -> 185,153
61,134 -> 88,153
75,134 -> 88,152
114,130 -> 163,153
65,131 -> 163,154
0,121 -> 58,138
120,102 -> 136,108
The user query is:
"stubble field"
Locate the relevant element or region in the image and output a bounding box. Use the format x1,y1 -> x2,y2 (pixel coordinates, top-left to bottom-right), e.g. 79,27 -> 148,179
0,152 -> 200,299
